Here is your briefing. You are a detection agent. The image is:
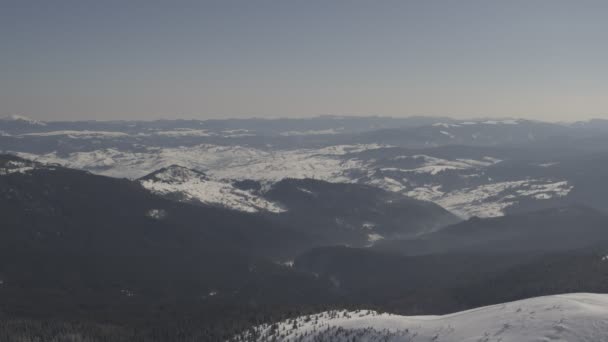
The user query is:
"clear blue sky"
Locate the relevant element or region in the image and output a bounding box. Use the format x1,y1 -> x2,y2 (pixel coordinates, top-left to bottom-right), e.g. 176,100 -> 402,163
1,0 -> 607,121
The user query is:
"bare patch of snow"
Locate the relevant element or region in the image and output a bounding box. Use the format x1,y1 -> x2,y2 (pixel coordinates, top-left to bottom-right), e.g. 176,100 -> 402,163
516,181 -> 572,198
0,160 -> 35,175
296,187 -> 316,195
146,209 -> 167,220
366,233 -> 384,246
538,162 -> 559,167
362,222 -> 376,230
482,119 -> 519,125
406,185 -> 444,202
440,130 -> 454,138
278,260 -> 294,268
408,180 -> 573,218
120,289 -> 135,297
221,129 -> 255,137
387,155 -> 500,175
368,176 -> 406,192
280,128 -> 343,136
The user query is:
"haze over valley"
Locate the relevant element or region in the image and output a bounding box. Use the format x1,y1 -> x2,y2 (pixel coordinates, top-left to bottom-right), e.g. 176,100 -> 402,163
4,114 -> 608,340
3,1 -> 608,340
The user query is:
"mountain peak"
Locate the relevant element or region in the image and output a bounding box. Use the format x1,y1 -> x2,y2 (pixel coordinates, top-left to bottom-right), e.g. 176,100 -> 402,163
140,165 -> 208,184
139,165 -> 285,213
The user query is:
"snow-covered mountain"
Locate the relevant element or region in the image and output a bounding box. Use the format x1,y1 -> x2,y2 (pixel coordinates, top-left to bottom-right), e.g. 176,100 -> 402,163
138,168 -> 460,245
14,116 -> 608,219
0,114 -> 46,126
139,165 -> 285,213
17,143 -> 573,218
238,293 -> 608,342
16,144 -> 378,180
4,112 -> 608,340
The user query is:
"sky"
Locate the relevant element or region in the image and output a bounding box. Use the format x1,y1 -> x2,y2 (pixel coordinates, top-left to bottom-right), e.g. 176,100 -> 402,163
1,0 -> 608,121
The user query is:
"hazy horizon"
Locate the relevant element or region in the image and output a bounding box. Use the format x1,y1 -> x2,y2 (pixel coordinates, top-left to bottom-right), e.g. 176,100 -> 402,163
2,0 -> 608,121
0,113 -> 608,123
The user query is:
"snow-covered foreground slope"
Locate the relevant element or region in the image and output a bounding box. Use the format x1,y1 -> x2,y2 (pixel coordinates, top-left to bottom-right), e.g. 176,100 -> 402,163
237,293 -> 608,342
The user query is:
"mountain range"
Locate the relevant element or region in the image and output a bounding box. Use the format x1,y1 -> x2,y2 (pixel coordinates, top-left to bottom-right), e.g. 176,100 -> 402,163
4,115 -> 608,340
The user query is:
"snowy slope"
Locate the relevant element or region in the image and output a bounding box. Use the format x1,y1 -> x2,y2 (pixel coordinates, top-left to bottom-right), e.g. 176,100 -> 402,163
139,165 -> 285,213
409,180 -> 573,218
238,293 -> 608,342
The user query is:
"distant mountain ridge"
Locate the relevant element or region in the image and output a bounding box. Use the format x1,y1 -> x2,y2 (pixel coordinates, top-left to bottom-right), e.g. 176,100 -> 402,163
0,114 -> 46,126
4,153 -> 608,340
376,205 -> 608,256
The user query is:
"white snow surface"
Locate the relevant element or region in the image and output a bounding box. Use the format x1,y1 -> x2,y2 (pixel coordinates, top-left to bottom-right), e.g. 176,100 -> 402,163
145,209 -> 167,220
439,130 -> 454,139
457,119 -> 521,126
388,155 -> 500,175
366,233 -> 384,246
140,165 -> 285,213
432,123 -> 461,128
15,143 -> 571,218
238,293 -> 608,342
408,180 -> 573,218
280,128 -> 343,136
17,144 -> 383,180
482,119 -> 520,125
